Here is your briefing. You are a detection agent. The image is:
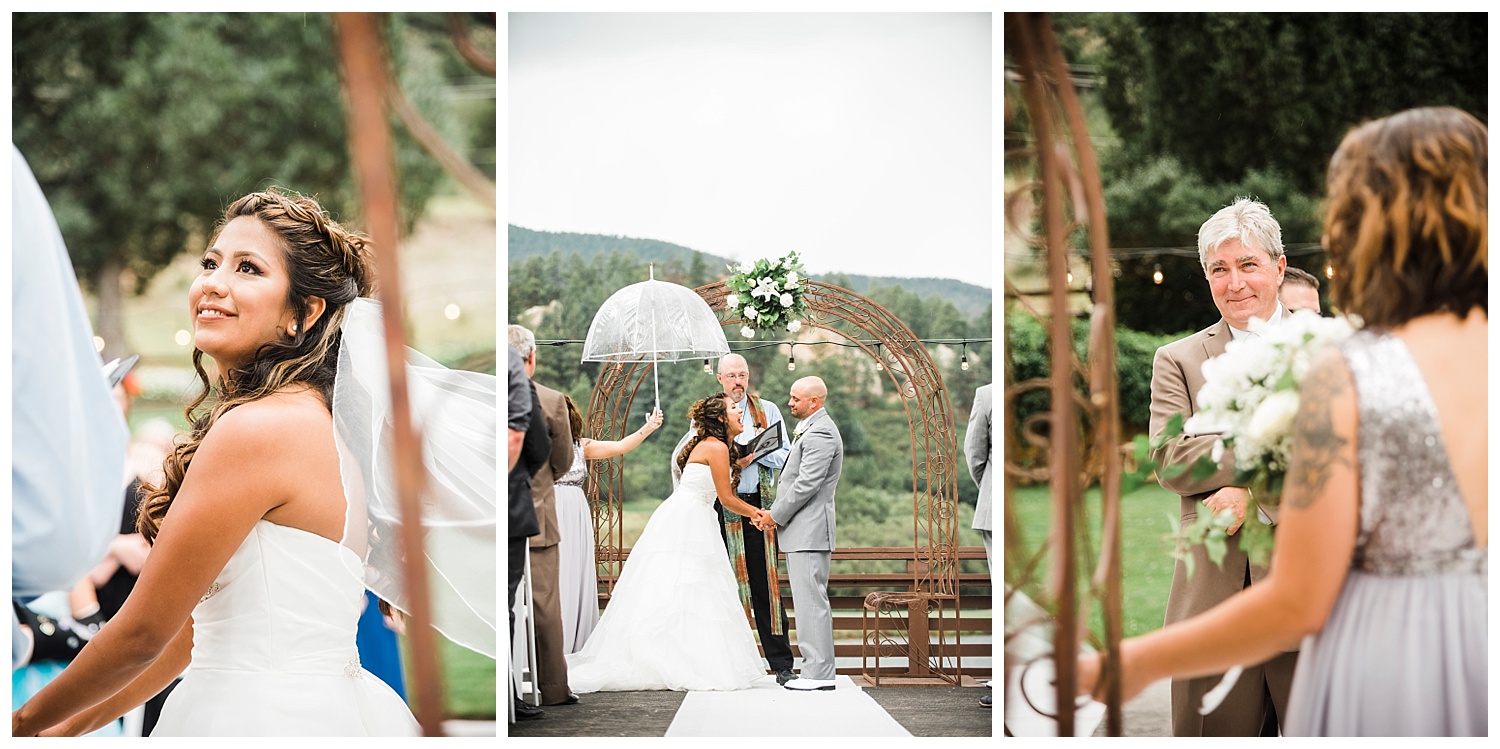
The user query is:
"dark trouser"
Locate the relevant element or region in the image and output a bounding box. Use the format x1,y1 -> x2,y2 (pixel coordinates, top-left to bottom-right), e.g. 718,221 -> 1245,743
508,536 -> 527,641
715,491 -> 794,671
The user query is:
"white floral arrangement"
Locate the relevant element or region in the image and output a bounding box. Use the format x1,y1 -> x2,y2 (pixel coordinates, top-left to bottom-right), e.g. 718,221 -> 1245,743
1132,310 -> 1355,570
1185,310 -> 1356,484
724,251 -> 809,339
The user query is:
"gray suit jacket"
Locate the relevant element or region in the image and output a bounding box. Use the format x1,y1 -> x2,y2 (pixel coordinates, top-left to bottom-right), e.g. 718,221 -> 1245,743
966,383 -> 993,532
769,408 -> 843,552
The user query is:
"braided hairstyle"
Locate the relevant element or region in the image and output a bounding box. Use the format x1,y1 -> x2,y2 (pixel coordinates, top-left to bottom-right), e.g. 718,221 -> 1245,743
675,392 -> 741,488
138,188 -> 375,543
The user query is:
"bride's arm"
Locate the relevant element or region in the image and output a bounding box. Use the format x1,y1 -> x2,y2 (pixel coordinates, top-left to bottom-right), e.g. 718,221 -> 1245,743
582,408 -> 664,460
12,404 -> 295,736
1079,348 -> 1361,703
40,620 -> 194,737
699,439 -> 762,518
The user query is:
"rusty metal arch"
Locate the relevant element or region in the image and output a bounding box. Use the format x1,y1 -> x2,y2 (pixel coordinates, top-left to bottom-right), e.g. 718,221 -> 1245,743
1003,13 -> 1124,737
583,280 -> 963,667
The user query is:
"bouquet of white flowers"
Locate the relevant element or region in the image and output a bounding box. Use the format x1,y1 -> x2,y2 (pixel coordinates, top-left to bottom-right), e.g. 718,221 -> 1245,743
725,251 -> 809,339
1131,310 -> 1355,570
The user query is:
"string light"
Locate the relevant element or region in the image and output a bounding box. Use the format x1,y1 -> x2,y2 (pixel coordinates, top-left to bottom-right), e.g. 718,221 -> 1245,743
1325,264 -> 1334,279
1152,264 -> 1164,285
536,337 -> 989,374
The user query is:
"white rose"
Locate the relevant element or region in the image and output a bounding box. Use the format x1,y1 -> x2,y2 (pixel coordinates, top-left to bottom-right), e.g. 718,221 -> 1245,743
1246,390 -> 1300,446
743,305 -> 758,320
787,319 -> 802,333
741,326 -> 756,339
785,270 -> 800,288
780,292 -> 793,307
725,293 -> 740,308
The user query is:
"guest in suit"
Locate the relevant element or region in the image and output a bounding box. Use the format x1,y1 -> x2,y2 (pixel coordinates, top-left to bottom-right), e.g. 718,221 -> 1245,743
1280,266 -> 1322,315
760,376 -> 844,692
1148,198 -> 1298,736
507,325 -> 577,707
507,345 -> 547,722
966,383 -> 994,575
965,382 -> 994,709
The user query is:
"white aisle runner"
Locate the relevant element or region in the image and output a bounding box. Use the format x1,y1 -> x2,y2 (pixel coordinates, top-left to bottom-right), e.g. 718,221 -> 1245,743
665,675 -> 912,737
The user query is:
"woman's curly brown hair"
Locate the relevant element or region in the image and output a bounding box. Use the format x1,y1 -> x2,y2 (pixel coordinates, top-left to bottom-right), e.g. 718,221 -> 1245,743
676,392 -> 741,488
1325,106 -> 1487,329
137,188 -> 375,543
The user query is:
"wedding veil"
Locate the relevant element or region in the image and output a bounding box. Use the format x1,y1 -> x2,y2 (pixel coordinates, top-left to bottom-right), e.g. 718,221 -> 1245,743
332,298 -> 497,658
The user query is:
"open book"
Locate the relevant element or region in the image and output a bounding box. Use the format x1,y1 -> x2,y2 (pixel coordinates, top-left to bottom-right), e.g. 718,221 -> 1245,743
743,419 -> 785,458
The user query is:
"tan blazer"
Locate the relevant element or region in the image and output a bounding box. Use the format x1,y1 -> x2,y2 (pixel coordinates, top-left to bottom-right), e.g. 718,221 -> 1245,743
527,382 -> 574,549
1150,319 -> 1298,735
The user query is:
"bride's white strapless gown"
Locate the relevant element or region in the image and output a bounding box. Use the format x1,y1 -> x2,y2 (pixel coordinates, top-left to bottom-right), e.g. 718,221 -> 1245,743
151,521 -> 419,736
565,463 -> 766,692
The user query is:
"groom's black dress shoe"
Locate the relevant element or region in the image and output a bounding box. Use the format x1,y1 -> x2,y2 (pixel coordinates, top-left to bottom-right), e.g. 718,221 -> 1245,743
776,669 -> 798,686
513,699 -> 544,721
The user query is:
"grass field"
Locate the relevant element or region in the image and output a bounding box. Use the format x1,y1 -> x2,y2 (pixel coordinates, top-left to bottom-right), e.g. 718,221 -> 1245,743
400,637 -> 496,719
1007,481 -> 1181,640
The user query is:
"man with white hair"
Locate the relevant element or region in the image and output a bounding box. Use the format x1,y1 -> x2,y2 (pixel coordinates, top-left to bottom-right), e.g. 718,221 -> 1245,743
1148,198 -> 1298,736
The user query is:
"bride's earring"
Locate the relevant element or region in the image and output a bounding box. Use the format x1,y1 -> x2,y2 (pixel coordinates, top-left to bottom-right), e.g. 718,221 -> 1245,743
290,323 -> 299,336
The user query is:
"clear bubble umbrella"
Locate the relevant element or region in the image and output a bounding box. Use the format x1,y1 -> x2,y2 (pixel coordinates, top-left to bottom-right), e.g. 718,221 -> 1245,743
581,265 -> 729,412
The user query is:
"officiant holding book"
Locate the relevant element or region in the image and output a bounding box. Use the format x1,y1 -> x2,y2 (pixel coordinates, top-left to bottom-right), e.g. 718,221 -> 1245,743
693,353 -> 796,685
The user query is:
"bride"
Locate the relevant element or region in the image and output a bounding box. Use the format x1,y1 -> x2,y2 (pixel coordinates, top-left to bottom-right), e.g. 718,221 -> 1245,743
565,392 -> 769,692
13,188 -> 491,736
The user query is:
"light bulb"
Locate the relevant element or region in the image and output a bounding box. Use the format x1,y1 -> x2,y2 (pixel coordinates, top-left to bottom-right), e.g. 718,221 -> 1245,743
1152,264 -> 1164,285
961,355 -> 970,371
787,356 -> 796,371
1325,265 -> 1334,278
703,359 -> 712,373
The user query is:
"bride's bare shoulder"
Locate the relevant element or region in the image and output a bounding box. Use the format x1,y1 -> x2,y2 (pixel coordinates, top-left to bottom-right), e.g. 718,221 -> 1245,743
686,435 -> 727,463
201,389 -> 332,459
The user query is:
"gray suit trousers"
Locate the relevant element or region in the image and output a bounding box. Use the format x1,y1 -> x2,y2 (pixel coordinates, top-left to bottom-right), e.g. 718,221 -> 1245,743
786,550 -> 834,680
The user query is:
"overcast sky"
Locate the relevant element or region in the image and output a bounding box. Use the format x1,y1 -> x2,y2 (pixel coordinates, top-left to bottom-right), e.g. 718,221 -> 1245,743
507,12 -> 992,285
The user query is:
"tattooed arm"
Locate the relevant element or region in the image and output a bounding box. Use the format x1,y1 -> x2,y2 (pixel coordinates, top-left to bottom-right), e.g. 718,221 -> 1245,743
1077,347 -> 1362,705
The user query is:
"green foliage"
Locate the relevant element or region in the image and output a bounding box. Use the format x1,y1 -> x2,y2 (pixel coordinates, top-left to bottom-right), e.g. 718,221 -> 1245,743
508,224 -> 730,270
1096,12 -> 1486,195
1035,13 -> 1486,332
12,12 -> 465,292
1005,309 -> 1184,434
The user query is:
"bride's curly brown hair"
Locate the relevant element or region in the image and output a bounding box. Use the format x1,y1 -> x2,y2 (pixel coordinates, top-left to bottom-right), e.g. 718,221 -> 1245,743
676,392 -> 741,487
137,188 -> 375,544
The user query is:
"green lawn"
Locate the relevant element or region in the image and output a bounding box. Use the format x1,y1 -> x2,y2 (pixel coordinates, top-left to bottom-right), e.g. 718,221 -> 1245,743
399,634 -> 496,720
1007,482 -> 1180,640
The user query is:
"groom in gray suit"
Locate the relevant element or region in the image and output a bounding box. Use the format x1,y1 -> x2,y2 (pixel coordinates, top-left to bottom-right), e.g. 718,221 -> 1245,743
756,376 -> 844,691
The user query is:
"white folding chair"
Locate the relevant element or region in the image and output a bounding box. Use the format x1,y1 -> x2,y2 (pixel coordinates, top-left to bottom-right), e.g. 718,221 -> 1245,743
509,550 -> 541,721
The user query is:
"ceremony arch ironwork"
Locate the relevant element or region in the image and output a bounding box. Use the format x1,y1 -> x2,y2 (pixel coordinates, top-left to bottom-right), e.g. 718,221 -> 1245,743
583,280 -> 968,682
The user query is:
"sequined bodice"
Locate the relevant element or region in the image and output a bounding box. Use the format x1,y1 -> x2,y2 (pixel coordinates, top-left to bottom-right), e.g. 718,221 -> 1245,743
1339,330 -> 1486,576
557,441 -> 587,487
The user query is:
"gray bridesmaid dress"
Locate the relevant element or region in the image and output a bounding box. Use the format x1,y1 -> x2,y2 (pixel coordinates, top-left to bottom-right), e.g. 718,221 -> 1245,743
1285,330 -> 1487,736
